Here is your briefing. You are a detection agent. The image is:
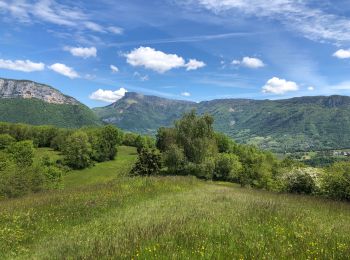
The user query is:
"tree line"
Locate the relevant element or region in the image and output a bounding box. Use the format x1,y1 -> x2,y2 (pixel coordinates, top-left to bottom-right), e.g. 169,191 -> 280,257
131,111 -> 350,201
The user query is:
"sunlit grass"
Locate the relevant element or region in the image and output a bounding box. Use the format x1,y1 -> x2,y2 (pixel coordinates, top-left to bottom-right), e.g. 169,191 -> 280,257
1,146 -> 350,259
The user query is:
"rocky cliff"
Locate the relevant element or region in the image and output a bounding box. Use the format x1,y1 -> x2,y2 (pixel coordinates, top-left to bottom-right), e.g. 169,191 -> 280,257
0,78 -> 79,105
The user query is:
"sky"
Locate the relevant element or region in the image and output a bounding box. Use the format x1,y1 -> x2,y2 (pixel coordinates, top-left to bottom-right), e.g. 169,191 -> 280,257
1,0 -> 350,107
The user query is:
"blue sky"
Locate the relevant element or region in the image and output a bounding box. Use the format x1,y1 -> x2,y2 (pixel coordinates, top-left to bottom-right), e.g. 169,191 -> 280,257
1,0 -> 350,107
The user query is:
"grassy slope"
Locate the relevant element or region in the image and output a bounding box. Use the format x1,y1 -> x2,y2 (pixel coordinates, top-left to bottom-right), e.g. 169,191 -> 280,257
1,147 -> 350,259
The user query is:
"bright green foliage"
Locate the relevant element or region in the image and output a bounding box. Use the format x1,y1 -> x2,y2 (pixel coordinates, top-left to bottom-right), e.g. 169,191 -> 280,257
175,110 -> 217,163
6,140 -> 34,167
0,98 -> 100,128
131,148 -> 162,176
0,134 -> 15,149
214,153 -> 242,181
322,162 -> 350,200
87,125 -> 123,162
63,131 -> 92,169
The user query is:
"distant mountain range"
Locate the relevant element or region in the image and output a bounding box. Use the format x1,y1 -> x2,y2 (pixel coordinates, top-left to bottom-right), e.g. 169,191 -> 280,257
2,77 -> 350,152
94,92 -> 350,152
0,78 -> 99,128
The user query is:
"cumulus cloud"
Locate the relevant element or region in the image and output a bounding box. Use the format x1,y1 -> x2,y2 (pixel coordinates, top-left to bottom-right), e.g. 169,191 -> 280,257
232,57 -> 265,68
125,46 -> 205,73
64,46 -> 97,58
333,49 -> 350,59
0,59 -> 45,72
48,63 -> 79,79
89,88 -> 127,102
181,92 -> 191,96
185,59 -> 206,70
183,0 -> 350,44
262,77 -> 299,94
110,65 -> 119,73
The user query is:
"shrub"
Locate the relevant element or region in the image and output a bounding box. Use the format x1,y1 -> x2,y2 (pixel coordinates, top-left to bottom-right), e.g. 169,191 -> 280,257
131,148 -> 162,176
214,153 -> 242,181
322,162 -> 350,201
0,134 -> 15,149
280,167 -> 322,194
6,140 -> 34,167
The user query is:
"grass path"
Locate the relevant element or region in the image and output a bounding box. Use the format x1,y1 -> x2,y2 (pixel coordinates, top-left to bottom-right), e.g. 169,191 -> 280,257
1,146 -> 350,259
63,146 -> 137,188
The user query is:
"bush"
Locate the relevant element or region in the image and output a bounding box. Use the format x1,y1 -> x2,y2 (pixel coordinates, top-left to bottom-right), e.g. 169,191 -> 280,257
322,162 -> 350,200
280,167 -> 322,194
0,134 -> 15,149
163,144 -> 186,174
131,148 -> 162,176
6,140 -> 34,167
214,153 -> 242,181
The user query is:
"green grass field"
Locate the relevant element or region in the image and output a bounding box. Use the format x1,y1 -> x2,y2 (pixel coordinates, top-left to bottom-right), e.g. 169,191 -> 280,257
1,146 -> 350,259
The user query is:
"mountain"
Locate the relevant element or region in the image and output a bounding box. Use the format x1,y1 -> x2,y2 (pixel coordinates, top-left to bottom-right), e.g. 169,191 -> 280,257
0,78 -> 99,128
94,92 -> 350,152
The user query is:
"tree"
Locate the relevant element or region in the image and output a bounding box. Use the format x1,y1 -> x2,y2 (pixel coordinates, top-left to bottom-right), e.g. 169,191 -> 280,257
63,131 -> 92,169
214,153 -> 242,181
131,148 -> 162,176
175,110 -> 217,164
156,127 -> 176,152
6,140 -> 34,167
163,144 -> 186,174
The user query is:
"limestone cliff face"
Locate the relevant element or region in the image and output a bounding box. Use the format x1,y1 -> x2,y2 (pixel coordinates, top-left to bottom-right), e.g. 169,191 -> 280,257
0,78 -> 79,105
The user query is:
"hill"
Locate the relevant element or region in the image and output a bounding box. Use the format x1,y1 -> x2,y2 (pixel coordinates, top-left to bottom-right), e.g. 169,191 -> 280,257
1,146 -> 350,259
94,93 -> 350,152
0,78 -> 99,128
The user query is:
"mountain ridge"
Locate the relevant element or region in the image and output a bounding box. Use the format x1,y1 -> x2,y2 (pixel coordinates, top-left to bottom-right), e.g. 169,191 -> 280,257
0,77 -> 99,128
94,92 -> 350,152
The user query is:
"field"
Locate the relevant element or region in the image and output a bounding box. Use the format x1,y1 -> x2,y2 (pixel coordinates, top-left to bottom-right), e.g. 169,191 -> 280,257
1,146 -> 350,259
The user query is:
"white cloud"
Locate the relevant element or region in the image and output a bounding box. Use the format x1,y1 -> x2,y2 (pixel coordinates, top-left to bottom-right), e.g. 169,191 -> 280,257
231,60 -> 241,65
110,65 -> 119,73
108,26 -> 124,35
308,86 -> 315,91
48,63 -> 79,79
333,49 -> 350,59
89,88 -> 127,102
126,47 -> 185,73
181,92 -> 191,96
0,59 -> 45,72
133,71 -> 149,81
262,77 -> 299,95
84,21 -> 104,32
232,57 -> 265,68
186,0 -> 350,44
0,0 -> 120,35
64,46 -> 97,58
185,59 -> 206,71
241,57 -> 265,68
125,46 -> 205,73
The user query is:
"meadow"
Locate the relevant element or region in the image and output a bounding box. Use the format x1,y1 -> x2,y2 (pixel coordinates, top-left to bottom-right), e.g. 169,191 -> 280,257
1,146 -> 350,259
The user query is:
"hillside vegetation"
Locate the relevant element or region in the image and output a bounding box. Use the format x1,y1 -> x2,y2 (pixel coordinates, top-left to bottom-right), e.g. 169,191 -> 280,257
1,146 -> 350,259
0,98 -> 99,128
95,92 -> 350,152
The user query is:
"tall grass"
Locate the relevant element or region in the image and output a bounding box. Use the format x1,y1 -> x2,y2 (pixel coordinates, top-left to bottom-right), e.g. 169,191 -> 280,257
1,146 -> 350,259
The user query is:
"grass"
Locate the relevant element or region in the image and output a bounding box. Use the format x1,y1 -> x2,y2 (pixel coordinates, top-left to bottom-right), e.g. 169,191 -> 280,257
1,146 -> 350,259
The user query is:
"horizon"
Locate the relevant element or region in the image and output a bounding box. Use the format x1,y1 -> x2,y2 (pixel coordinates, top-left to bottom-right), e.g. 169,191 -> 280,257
1,1 -> 350,107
